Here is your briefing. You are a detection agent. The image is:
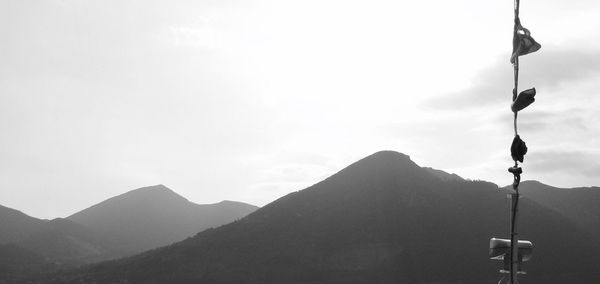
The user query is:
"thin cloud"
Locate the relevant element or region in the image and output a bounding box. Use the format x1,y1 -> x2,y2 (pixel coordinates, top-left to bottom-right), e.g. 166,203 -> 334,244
493,109 -> 589,133
426,45 -> 600,110
527,149 -> 600,178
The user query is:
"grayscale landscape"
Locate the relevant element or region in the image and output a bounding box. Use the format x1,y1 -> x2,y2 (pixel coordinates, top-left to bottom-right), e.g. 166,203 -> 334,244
2,0 -> 600,283
2,151 -> 600,283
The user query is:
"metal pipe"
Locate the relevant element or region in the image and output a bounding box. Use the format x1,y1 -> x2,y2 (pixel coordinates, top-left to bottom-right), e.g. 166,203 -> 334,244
510,191 -> 519,283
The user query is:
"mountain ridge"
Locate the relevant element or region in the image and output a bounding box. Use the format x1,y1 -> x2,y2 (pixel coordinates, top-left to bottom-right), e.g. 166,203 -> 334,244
1,185 -> 259,279
0,205 -> 46,244
47,150 -> 600,283
66,184 -> 259,254
511,180 -> 600,238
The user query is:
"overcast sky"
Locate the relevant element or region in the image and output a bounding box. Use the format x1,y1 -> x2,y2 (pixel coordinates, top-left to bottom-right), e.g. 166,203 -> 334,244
2,0 -> 600,219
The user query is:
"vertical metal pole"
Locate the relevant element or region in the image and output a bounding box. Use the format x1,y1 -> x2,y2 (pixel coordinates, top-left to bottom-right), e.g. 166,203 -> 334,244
509,190 -> 519,283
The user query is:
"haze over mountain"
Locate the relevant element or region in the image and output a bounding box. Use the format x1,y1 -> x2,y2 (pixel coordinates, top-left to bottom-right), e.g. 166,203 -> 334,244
0,205 -> 119,272
14,218 -> 123,264
0,205 -> 45,244
515,180 -> 600,238
48,151 -> 600,283
0,185 -> 258,282
67,184 -> 259,254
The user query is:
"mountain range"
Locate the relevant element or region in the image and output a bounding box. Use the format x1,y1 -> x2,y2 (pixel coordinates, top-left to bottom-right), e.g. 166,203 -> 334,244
0,185 -> 258,281
514,180 -> 600,238
67,185 -> 259,254
40,151 -> 600,284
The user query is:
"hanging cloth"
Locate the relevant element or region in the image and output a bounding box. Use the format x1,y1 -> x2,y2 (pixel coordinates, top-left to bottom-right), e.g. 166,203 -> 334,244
512,88 -> 536,112
510,135 -> 528,163
510,18 -> 541,64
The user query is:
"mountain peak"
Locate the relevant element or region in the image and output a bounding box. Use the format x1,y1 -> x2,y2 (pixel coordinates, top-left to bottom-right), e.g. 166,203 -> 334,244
67,185 -> 190,221
502,180 -> 559,191
368,150 -> 411,161
66,185 -> 258,254
151,184 -> 168,189
119,184 -> 187,202
338,150 -> 419,178
132,184 -> 172,192
520,180 -> 550,187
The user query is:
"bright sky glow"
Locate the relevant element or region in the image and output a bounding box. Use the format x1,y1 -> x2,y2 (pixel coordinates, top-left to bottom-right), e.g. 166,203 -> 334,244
1,0 -> 600,219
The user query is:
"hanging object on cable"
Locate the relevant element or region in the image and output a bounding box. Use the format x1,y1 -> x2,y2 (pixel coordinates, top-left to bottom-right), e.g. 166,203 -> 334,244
509,133 -> 526,188
510,18 -> 541,64
512,88 -> 536,112
508,165 -> 523,189
510,135 -> 528,163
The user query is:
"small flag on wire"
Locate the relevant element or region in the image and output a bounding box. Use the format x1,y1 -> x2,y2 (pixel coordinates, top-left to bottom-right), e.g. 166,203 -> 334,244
512,88 -> 536,112
510,18 -> 541,63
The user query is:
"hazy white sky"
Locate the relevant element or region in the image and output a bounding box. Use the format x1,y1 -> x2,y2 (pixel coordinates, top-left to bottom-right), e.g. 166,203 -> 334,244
1,0 -> 599,219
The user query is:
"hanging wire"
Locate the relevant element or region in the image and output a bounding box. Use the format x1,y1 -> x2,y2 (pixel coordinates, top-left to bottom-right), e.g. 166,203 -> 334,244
510,1 -> 522,283
513,0 -> 521,137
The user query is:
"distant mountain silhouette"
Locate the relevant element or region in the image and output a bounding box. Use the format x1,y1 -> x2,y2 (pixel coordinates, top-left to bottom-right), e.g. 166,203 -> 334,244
0,205 -> 45,244
15,218 -> 123,264
67,184 -> 259,254
47,151 -> 600,283
0,205 -> 122,268
0,206 -> 116,279
514,180 -> 600,238
0,185 -> 258,282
